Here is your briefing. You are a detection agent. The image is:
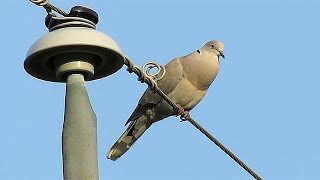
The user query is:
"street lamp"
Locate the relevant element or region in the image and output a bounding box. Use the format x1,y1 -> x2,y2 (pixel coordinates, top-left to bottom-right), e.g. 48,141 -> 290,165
24,6 -> 124,180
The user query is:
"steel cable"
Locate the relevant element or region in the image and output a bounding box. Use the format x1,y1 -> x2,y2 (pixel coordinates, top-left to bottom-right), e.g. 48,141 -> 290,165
124,57 -> 262,180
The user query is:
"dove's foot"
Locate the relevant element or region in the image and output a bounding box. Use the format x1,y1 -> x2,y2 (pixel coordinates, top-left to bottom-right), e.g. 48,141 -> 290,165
176,105 -> 190,121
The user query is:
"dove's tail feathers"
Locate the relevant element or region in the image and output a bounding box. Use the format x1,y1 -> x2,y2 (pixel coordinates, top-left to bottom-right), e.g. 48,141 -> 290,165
107,117 -> 152,161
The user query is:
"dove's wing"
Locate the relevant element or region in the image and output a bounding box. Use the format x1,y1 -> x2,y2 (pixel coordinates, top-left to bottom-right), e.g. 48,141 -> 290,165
125,57 -> 183,124
107,58 -> 184,160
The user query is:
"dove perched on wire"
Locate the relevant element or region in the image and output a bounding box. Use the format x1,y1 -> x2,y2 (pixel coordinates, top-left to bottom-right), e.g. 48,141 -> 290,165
107,40 -> 225,161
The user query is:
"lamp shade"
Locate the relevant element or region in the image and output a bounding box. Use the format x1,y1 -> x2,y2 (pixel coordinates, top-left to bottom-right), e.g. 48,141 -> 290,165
24,27 -> 124,82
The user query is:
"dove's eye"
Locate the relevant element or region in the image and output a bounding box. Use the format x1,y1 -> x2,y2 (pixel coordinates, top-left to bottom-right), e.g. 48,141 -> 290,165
211,45 -> 215,49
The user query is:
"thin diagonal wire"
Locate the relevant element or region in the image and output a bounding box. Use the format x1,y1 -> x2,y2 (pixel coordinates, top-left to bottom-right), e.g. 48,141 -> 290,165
186,117 -> 262,180
124,57 -> 262,180
30,0 -> 68,16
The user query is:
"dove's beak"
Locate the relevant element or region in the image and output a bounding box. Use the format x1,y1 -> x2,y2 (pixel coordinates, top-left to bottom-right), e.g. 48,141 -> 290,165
220,52 -> 225,59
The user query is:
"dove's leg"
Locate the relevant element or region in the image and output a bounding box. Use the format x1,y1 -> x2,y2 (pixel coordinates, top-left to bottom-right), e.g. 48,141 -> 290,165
176,105 -> 190,120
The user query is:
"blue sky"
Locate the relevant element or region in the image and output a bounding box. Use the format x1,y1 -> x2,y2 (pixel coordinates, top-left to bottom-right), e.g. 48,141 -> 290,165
1,0 -> 320,179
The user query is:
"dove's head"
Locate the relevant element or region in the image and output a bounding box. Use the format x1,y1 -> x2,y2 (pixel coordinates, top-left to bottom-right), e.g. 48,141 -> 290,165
204,40 -> 225,59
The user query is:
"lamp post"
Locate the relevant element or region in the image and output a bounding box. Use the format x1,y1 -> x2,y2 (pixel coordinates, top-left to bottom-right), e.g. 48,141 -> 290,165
24,6 -> 125,180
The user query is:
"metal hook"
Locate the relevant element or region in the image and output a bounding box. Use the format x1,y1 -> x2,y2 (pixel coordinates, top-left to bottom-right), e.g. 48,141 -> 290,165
142,62 -> 166,81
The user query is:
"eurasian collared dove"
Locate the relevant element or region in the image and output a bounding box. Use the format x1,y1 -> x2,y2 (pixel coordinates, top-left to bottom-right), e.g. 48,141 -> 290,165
107,40 -> 225,161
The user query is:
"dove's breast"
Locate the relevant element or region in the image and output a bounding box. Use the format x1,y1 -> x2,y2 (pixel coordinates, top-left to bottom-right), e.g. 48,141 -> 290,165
181,52 -> 219,91
167,75 -> 208,111
168,51 -> 219,110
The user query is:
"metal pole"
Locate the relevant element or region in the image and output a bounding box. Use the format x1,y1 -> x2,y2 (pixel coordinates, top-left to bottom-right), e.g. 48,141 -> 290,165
62,74 -> 99,180
25,4 -> 124,180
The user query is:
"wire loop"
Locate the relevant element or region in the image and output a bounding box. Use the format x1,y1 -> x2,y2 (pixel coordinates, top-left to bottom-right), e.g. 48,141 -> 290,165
142,62 -> 166,81
30,0 -> 68,16
30,0 -> 48,6
47,16 -> 96,31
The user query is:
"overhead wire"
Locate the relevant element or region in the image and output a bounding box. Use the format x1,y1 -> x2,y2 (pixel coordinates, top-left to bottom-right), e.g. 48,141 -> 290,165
124,57 -> 262,180
29,1 -> 262,179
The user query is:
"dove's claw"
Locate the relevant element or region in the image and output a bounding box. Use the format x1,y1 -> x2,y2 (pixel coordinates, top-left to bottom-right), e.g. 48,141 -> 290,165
176,105 -> 190,121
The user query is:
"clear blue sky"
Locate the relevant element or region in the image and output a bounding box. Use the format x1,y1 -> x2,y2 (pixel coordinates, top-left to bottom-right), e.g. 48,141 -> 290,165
1,0 -> 320,179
